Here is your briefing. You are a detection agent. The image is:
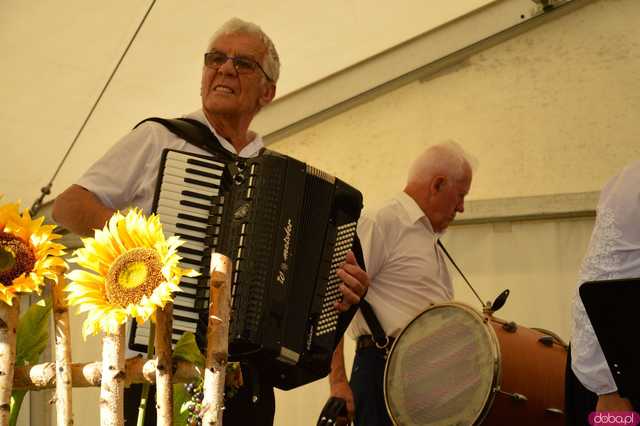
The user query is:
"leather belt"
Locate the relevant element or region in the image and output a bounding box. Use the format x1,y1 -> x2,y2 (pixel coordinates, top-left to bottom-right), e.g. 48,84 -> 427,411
356,335 -> 395,351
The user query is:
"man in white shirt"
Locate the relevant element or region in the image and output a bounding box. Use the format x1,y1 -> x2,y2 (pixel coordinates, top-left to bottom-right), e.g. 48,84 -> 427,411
329,141 -> 475,425
53,17 -> 368,426
566,160 -> 640,423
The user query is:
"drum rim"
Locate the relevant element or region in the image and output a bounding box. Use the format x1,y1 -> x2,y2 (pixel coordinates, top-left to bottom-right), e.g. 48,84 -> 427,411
383,301 -> 502,426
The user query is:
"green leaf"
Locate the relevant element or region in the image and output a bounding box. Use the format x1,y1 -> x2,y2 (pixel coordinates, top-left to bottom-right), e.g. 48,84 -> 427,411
10,298 -> 52,425
172,332 -> 205,368
172,333 -> 204,425
172,383 -> 191,426
15,298 -> 51,367
9,391 -> 27,426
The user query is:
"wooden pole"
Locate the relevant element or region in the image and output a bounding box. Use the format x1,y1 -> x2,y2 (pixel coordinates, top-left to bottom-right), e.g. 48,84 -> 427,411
13,357 -> 201,391
100,324 -> 125,426
52,276 -> 74,426
202,253 -> 231,426
136,325 -> 155,426
0,302 -> 19,426
154,305 -> 173,425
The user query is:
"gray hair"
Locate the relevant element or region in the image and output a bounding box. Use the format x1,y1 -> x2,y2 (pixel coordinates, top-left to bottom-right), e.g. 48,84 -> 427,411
407,140 -> 477,185
208,17 -> 281,83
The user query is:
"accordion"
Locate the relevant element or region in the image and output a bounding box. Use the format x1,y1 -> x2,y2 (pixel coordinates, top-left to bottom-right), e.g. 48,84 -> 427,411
129,148 -> 363,389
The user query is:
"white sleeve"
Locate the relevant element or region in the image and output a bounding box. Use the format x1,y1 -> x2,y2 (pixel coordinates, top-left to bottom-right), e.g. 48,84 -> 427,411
76,123 -> 167,213
571,160 -> 640,394
571,293 -> 617,394
356,213 -> 388,279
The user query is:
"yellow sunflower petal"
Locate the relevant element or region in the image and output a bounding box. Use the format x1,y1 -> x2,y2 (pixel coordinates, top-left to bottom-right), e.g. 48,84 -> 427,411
0,199 -> 67,303
66,209 -> 188,336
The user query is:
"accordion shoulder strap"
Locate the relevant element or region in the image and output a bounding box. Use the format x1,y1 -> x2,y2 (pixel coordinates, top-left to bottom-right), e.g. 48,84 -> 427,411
134,116 -> 237,160
348,236 -> 388,347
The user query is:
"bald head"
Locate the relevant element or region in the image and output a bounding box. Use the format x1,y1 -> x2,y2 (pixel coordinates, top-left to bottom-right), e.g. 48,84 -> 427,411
405,141 -> 476,232
407,141 -> 476,187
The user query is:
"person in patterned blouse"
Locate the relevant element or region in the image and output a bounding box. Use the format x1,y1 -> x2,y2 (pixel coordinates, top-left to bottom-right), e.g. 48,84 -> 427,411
566,160 -> 640,424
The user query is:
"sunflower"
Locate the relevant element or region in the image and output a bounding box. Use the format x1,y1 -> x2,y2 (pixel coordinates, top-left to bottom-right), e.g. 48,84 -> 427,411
65,209 -> 198,338
0,199 -> 66,305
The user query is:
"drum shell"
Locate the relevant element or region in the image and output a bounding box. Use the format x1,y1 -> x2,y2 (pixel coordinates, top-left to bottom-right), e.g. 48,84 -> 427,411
483,317 -> 566,426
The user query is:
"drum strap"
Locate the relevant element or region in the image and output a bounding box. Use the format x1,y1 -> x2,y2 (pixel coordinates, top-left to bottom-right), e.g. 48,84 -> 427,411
359,240 -> 484,352
437,240 -> 484,307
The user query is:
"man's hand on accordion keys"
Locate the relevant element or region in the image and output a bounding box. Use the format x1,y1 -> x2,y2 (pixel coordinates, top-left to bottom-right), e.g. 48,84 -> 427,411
335,250 -> 369,312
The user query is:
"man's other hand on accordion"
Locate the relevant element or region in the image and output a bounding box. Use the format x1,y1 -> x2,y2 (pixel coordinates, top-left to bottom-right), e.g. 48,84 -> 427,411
335,250 -> 369,312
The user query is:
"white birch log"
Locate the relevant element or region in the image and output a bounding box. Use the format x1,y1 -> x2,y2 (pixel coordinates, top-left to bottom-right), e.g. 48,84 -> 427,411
52,276 -> 74,426
154,305 -> 173,425
100,324 -> 125,426
0,301 -> 19,426
13,357 -> 201,390
202,253 -> 231,426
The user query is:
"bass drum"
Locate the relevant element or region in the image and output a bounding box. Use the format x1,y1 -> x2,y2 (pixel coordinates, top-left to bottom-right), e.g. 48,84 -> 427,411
384,302 -> 566,425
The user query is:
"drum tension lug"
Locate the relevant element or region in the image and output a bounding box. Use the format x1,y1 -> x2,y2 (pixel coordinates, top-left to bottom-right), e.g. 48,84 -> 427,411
545,408 -> 564,415
538,335 -> 554,347
498,389 -> 528,402
502,321 -> 517,333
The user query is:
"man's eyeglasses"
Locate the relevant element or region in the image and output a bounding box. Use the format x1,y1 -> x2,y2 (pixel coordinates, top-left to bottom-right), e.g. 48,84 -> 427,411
204,51 -> 272,81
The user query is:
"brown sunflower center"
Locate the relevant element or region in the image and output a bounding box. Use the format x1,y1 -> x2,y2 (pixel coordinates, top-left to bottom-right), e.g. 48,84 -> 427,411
0,231 -> 36,286
105,247 -> 163,307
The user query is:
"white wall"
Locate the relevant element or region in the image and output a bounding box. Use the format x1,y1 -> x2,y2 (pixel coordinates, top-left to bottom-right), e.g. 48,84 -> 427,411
269,1 -> 640,202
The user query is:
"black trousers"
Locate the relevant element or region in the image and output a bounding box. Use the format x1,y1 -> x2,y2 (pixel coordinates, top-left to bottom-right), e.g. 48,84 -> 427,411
123,362 -> 275,426
350,347 -> 393,426
565,346 -> 598,426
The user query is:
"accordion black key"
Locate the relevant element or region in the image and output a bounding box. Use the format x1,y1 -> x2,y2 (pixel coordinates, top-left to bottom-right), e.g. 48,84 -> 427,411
129,148 -> 363,389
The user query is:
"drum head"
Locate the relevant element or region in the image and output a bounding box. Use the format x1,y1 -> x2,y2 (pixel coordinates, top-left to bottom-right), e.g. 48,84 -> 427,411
384,303 -> 499,426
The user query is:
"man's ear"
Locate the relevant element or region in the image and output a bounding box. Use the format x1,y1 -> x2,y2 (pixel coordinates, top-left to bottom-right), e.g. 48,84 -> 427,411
430,176 -> 446,194
259,82 -> 276,107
